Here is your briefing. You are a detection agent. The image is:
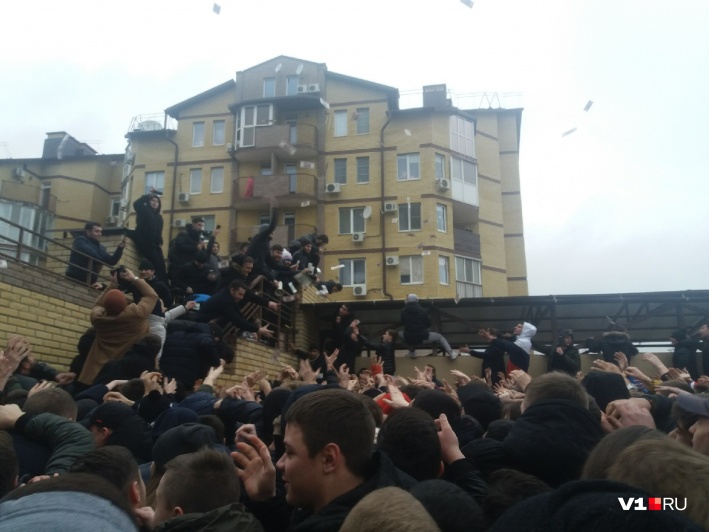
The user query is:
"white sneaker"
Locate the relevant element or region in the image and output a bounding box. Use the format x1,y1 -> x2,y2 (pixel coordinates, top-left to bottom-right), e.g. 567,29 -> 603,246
448,350 -> 459,360
406,350 -> 417,358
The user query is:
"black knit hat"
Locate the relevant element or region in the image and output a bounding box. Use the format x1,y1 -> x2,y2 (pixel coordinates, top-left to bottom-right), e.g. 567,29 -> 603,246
152,423 -> 217,473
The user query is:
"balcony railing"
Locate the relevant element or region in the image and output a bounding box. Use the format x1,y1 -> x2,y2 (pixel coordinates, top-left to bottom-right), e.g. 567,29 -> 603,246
0,181 -> 57,213
235,123 -> 318,161
234,173 -> 318,207
453,228 -> 481,257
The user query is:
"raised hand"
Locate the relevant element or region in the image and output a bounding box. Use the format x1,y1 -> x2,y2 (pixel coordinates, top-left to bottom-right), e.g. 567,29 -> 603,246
233,433 -> 276,501
613,352 -> 629,372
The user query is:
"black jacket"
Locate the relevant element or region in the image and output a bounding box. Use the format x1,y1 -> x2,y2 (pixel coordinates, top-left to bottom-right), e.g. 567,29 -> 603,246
194,287 -> 264,332
532,340 -> 581,375
131,193 -> 163,247
169,226 -> 208,271
160,321 -> 221,390
586,331 -> 638,364
400,302 -> 431,345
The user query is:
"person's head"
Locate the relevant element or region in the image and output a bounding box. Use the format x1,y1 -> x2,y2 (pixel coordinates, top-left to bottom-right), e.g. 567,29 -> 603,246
581,372 -> 630,412
357,367 -> 372,385
382,329 -> 396,343
23,386 -> 78,420
670,329 -> 688,345
483,469 -> 551,527
582,426 -> 667,479
229,280 -> 247,303
411,389 -> 461,423
0,431 -> 18,498
424,364 -> 437,378
191,217 -> 205,232
138,259 -> 155,280
69,446 -> 145,508
376,407 -> 442,481
153,449 -> 241,527
340,487 -> 441,532
149,195 -> 160,211
559,329 -> 574,346
513,323 -> 523,335
242,256 -> 254,275
677,393 -> 709,455
331,282 -> 343,293
697,321 -> 709,338
308,345 -> 319,359
277,389 -> 375,512
302,241 -> 312,253
316,234 -> 329,246
84,222 -> 102,241
607,438 -> 709,530
405,294 -> 418,304
338,304 -> 350,317
103,289 -> 128,316
522,371 -> 589,413
211,241 -> 220,255
410,479 -> 486,532
194,250 -> 209,268
271,244 -> 284,261
117,379 -> 146,402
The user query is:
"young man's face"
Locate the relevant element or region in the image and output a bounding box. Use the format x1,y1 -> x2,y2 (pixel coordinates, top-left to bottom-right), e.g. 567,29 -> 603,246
382,331 -> 392,342
689,417 -> 709,456
513,323 -> 523,335
139,268 -> 155,280
149,197 -> 160,210
272,249 -> 283,261
276,423 -> 322,510
86,225 -> 103,241
562,335 -> 573,346
699,324 -> 709,338
309,348 -> 319,360
230,287 -> 246,303
339,305 -> 349,316
303,243 -> 312,253
192,221 -> 205,232
242,261 -> 253,275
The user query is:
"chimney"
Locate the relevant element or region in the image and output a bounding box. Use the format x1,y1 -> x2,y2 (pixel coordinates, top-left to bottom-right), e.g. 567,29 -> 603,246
422,84 -> 450,108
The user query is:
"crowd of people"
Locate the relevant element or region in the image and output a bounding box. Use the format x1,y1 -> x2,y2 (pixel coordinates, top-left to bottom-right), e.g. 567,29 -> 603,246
0,191 -> 703,529
1,309 -> 709,530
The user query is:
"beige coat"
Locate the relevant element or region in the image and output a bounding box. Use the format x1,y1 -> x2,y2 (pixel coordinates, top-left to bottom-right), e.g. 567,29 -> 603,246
78,279 -> 158,385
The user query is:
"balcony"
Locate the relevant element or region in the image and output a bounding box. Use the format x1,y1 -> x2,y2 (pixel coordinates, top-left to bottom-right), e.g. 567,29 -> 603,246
234,123 -> 318,162
0,181 -> 57,213
454,228 -> 481,258
230,223 -> 317,250
234,173 -> 318,209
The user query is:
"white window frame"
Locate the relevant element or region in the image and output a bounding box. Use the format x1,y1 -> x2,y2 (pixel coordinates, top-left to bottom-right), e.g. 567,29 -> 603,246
397,153 -> 420,181
334,110 -> 347,137
212,120 -> 225,146
210,167 -> 224,194
356,156 -> 369,184
263,77 -> 275,97
109,197 -> 122,217
202,215 -> 216,233
356,108 -> 370,135
189,168 -> 202,195
339,258 -> 366,287
451,157 -> 478,185
334,158 -> 347,184
456,256 -> 482,284
286,76 -> 299,96
237,104 -> 273,148
439,256 -> 450,285
435,153 -> 446,180
192,122 -> 205,147
400,255 -> 424,285
144,171 -> 165,195
450,115 -> 475,157
398,202 -> 421,232
339,207 -> 365,234
436,204 -> 447,232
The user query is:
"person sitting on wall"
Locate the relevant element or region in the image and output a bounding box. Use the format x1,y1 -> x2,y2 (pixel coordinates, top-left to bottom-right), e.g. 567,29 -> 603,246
124,188 -> 167,283
65,222 -> 126,285
400,294 -> 456,359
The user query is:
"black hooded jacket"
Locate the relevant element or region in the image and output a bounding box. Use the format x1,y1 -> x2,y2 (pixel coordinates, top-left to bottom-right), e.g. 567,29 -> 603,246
131,193 -> 163,247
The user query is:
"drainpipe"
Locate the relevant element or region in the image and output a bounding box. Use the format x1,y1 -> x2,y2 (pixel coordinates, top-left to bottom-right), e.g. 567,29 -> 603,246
380,112 -> 393,300
165,133 -> 179,244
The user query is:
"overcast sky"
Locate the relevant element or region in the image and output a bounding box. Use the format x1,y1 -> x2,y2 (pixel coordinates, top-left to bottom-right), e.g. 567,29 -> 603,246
1,0 -> 707,296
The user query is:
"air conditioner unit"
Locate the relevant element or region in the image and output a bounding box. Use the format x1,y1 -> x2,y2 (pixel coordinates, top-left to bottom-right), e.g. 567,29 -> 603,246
105,215 -> 118,225
173,219 -> 188,228
352,284 -> 367,297
437,179 -> 450,191
297,84 -> 308,94
352,232 -> 365,242
12,167 -> 24,179
308,83 -> 321,93
383,201 -> 397,212
226,143 -> 234,152
325,183 -> 341,194
178,192 -> 190,203
385,255 -> 399,266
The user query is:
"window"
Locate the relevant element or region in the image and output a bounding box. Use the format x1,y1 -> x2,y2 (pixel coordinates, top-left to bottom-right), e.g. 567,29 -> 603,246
202,215 -> 216,232
144,171 -> 165,194
109,198 -> 121,217
286,76 -> 299,95
284,211 -> 296,240
435,153 -> 446,180
210,167 -> 224,194
436,204 -> 447,232
258,212 -> 271,226
398,202 -> 421,231
263,77 -> 275,97
189,169 -> 202,194
356,157 -> 369,183
237,104 -> 273,147
192,122 -> 205,147
397,153 -> 420,180
450,115 -> 475,157
339,207 -> 365,234
451,157 -> 477,185
400,256 -> 423,284
356,108 -> 369,134
456,256 -> 482,295
334,110 -> 347,137
212,120 -> 225,146
284,163 -> 297,193
334,158 -> 347,184
260,163 -> 273,176
339,258 -> 366,286
439,256 -> 450,284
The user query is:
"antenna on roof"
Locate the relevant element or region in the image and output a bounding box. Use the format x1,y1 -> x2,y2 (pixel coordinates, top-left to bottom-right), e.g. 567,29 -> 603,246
275,63 -> 282,73
296,64 -> 304,75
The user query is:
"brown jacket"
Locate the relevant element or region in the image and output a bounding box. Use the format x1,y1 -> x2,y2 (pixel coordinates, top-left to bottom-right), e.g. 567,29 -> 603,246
78,279 -> 158,385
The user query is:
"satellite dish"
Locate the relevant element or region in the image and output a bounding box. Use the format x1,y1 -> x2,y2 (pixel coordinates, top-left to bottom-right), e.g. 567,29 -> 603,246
138,120 -> 162,131
296,64 -> 304,75
275,63 -> 282,73
362,206 -> 372,219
